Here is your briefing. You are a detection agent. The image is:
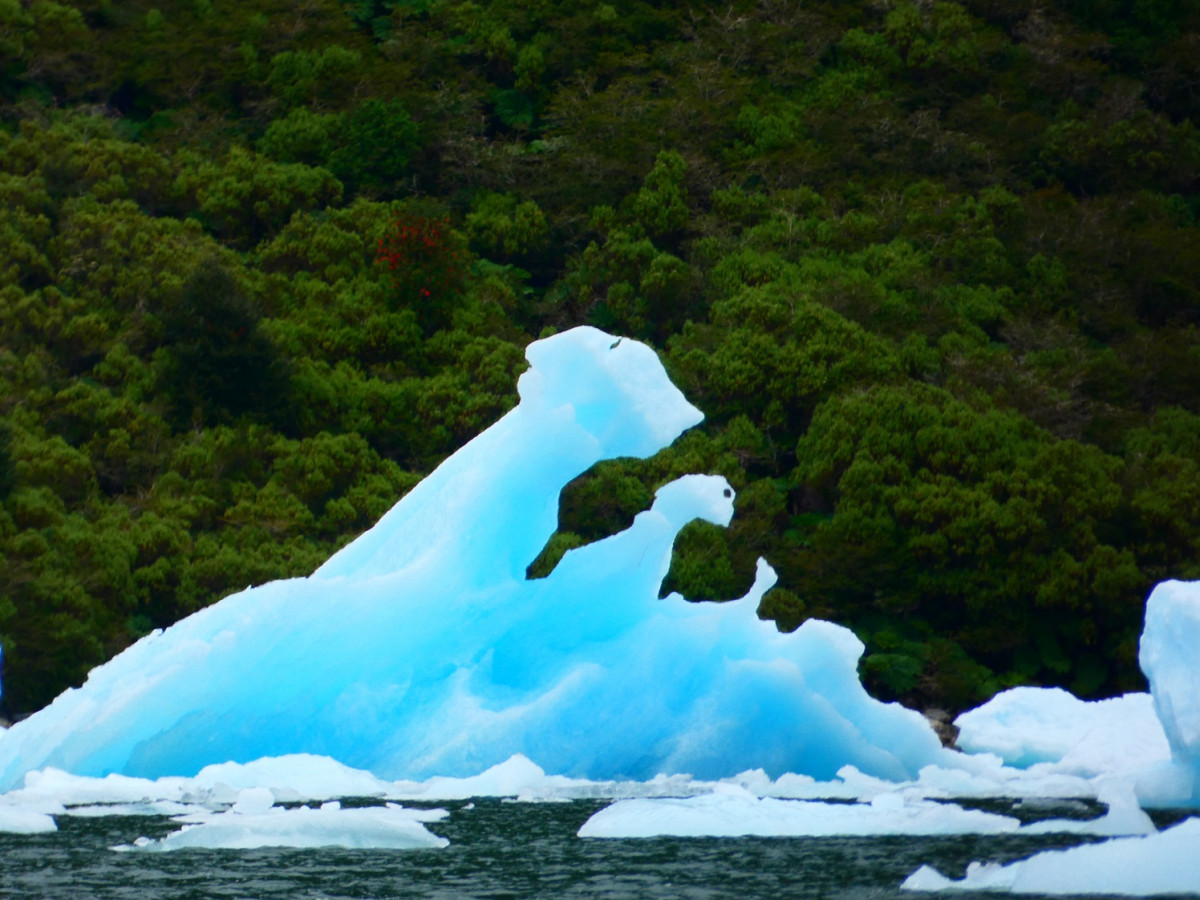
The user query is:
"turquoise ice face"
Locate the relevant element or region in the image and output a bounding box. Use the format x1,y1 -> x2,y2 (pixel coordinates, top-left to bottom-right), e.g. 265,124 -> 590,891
0,327 -> 946,791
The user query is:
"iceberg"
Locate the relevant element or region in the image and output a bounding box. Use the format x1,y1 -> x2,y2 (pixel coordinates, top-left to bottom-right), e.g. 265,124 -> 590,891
954,688 -> 1169,776
950,580 -> 1200,810
1138,579 -> 1200,806
0,326 -> 949,792
7,320 -> 1200,890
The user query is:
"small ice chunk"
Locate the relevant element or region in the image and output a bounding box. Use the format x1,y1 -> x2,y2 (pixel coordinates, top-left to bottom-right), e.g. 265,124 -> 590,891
904,862 -> 1014,893
388,754 -> 557,800
231,787 -> 275,815
1021,784 -> 1155,837
0,803 -> 58,834
191,754 -> 392,802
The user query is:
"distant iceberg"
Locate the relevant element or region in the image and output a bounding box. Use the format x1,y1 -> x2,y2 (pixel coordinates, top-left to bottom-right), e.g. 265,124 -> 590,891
0,326 -> 948,792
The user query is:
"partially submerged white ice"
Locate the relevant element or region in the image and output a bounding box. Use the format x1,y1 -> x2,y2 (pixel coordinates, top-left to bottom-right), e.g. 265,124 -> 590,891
0,802 -> 57,834
577,777 -> 1154,840
950,580 -> 1200,810
898,580 -> 1200,895
903,817 -> 1200,896
0,326 -> 948,792
579,784 -> 1024,838
116,788 -> 448,852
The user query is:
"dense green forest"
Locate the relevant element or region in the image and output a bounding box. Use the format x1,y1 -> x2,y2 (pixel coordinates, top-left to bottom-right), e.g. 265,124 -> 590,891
1,0 -> 1198,721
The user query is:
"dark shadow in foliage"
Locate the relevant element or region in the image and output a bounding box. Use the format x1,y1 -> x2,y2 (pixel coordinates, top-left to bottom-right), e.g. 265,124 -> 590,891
525,459 -> 653,579
329,99 -> 421,196
0,420 -> 14,500
525,456 -> 758,604
658,518 -> 755,601
157,259 -> 291,430
489,88 -> 538,136
526,530 -> 586,579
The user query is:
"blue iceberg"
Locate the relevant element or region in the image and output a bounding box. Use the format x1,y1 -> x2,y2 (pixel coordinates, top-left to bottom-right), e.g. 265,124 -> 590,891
0,326 -> 949,792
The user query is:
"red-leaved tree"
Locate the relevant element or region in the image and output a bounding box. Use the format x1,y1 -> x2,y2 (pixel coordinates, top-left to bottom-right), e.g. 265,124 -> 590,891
376,212 -> 467,333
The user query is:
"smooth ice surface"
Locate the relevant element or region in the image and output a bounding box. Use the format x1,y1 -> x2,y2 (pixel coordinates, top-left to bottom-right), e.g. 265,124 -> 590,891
903,816 -> 1200,895
579,784 -> 1024,838
0,326 -> 949,792
116,790 -> 449,852
578,780 -> 1154,840
0,803 -> 57,834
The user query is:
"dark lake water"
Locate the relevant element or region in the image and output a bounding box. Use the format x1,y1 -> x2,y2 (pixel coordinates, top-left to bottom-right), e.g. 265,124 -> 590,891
0,798 -> 1170,900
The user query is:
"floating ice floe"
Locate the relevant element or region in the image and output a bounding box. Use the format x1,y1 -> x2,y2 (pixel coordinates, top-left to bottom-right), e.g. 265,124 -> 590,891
0,802 -> 58,834
0,752 -> 712,833
577,780 -> 1154,840
903,816 -> 1200,896
114,787 -> 448,852
579,783 -> 1021,838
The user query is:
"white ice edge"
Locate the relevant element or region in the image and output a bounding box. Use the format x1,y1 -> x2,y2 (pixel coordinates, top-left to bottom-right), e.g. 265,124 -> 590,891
902,817 -> 1200,896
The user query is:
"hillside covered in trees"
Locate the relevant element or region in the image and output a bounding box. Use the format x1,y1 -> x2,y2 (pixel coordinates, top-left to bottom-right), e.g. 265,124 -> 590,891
1,0 -> 1198,720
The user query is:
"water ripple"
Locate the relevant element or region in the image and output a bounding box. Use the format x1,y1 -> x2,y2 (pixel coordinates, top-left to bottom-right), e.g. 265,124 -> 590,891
0,800 -> 1101,900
